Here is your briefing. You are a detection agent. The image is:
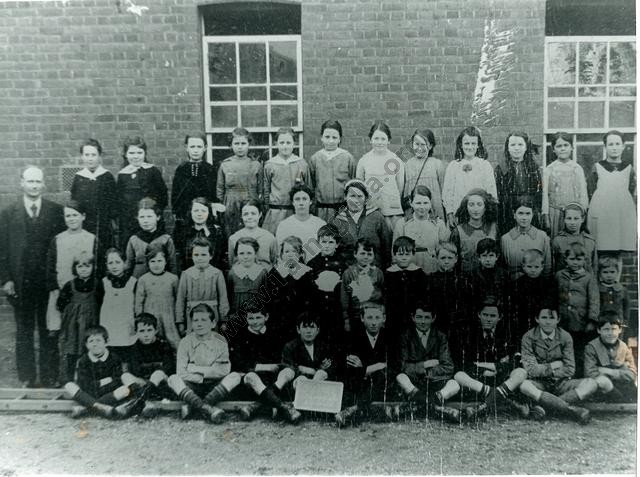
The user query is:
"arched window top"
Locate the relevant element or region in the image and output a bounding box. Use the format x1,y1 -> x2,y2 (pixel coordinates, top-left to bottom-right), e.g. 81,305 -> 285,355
201,1 -> 301,36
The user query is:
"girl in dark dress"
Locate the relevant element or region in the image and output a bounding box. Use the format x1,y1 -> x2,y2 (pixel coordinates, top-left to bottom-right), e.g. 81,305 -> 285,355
71,139 -> 117,248
116,136 -> 168,250
494,131 -> 542,235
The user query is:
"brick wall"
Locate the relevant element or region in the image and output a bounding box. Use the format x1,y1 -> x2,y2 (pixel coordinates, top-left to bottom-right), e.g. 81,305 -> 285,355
301,0 -> 546,165
0,0 -> 204,210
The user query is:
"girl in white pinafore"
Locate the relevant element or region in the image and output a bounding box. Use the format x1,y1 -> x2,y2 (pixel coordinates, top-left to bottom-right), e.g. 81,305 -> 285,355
587,131 -> 637,252
100,249 -> 137,354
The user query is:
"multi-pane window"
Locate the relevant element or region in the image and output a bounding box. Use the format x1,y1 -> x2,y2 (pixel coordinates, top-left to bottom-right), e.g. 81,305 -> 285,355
203,36 -> 303,164
543,37 -> 636,172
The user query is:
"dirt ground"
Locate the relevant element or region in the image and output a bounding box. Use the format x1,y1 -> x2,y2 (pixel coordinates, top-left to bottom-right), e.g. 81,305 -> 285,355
0,316 -> 637,475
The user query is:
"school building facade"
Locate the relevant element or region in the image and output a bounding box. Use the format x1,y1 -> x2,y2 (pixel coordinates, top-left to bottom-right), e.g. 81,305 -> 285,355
0,0 -> 637,327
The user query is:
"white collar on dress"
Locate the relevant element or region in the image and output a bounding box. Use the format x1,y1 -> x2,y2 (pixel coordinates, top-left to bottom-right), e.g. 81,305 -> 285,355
119,163 -> 153,174
232,263 -> 263,280
268,154 -> 301,165
88,349 -> 110,363
276,261 -> 311,280
76,166 -> 108,180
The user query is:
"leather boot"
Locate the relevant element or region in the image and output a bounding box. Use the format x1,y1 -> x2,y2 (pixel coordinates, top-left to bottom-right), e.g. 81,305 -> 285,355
114,383 -> 152,418
539,392 -> 590,425
239,401 -> 263,421
430,404 -> 462,424
260,386 -> 301,424
335,405 -> 359,427
178,388 -> 204,419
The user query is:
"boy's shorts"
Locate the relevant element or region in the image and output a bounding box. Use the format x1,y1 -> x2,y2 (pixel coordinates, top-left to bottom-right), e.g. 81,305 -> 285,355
527,378 -> 585,395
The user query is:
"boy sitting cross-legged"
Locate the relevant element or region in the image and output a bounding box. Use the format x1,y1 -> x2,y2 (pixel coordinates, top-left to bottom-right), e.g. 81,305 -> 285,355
449,296 -> 529,420
519,305 -> 598,424
394,302 -> 460,423
120,313 -> 177,418
335,302 -> 399,426
228,305 -> 302,424
167,303 -> 242,424
584,311 -> 637,403
279,311 -> 336,391
64,326 -> 148,419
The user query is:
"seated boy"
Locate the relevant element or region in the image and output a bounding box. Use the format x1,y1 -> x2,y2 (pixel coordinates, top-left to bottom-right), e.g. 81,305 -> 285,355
584,311 -> 637,403
307,224 -> 347,343
229,305 -> 301,423
519,306 -> 598,424
64,326 -> 147,419
450,296 -> 528,419
121,313 -> 176,417
167,303 -> 241,424
384,236 -> 428,339
341,238 -> 385,334
335,302 -> 399,426
467,238 -> 507,309
508,249 -> 558,340
394,302 -> 460,423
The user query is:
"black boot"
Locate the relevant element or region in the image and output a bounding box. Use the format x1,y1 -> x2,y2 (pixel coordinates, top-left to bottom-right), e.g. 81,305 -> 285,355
430,404 -> 462,424
202,383 -> 229,424
260,386 -> 301,424
178,388 -> 204,419
239,401 -> 263,421
539,392 -> 590,425
114,383 -> 152,418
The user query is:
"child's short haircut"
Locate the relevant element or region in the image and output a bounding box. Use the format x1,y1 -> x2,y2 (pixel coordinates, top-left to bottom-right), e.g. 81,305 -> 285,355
522,248 -> 544,264
273,127 -> 295,142
145,243 -> 166,263
368,120 -> 391,141
511,196 -> 536,213
321,119 -> 343,138
235,236 -> 260,255
80,138 -> 103,155
436,241 -> 458,256
138,197 -> 160,216
393,236 -> 416,254
135,313 -> 158,330
190,236 -> 214,256
245,303 -> 268,316
184,132 -> 207,145
296,311 -> 320,328
289,182 -> 314,202
478,295 -> 501,312
355,237 -> 375,253
360,301 -> 385,315
411,184 -> 432,201
63,199 -> 86,216
598,310 -> 624,328
598,256 -> 620,272
230,127 -> 252,145
189,303 -> 215,320
85,325 -> 109,343
414,300 -> 435,315
280,235 -> 304,258
242,199 -> 263,215
72,251 -> 94,277
105,247 -> 125,263
317,224 -> 340,242
476,237 -> 499,256
564,241 -> 586,258
121,136 -> 148,167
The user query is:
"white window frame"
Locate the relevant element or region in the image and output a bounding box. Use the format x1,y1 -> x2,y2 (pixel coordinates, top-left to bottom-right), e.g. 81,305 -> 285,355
202,34 -> 303,162
543,35 -> 636,166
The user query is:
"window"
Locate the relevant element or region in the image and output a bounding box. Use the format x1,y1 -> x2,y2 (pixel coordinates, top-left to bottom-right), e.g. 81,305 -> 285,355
544,37 -> 636,171
543,0 -> 636,173
200,2 -> 302,165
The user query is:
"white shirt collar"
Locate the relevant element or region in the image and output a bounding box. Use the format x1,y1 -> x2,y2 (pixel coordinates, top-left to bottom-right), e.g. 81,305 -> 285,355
349,210 -> 363,223
232,263 -> 263,280
88,349 -> 110,363
366,331 -> 379,348
194,223 -> 211,237
119,163 -> 153,174
387,263 -> 420,272
268,154 -> 302,165
248,326 -> 267,335
276,261 -> 312,280
323,148 -> 344,160
77,166 -> 108,180
540,329 -> 556,341
303,342 -> 314,358
24,196 -> 42,214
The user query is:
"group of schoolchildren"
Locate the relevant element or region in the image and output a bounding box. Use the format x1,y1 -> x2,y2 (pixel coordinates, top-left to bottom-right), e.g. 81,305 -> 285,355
46,121 -> 636,427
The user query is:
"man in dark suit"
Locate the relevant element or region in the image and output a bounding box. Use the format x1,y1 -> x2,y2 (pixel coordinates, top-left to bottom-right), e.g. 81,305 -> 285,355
0,166 -> 65,387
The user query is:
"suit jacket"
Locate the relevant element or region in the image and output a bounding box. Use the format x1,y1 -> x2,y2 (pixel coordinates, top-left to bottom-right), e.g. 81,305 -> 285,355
450,321 -> 517,375
344,326 -> 399,382
584,337 -> 637,383
399,327 -> 454,380
281,336 -> 336,379
521,326 -> 575,380
228,326 -> 282,373
0,197 -> 65,298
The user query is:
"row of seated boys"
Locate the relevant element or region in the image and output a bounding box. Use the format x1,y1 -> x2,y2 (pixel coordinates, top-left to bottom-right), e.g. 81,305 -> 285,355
64,295 -> 636,426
